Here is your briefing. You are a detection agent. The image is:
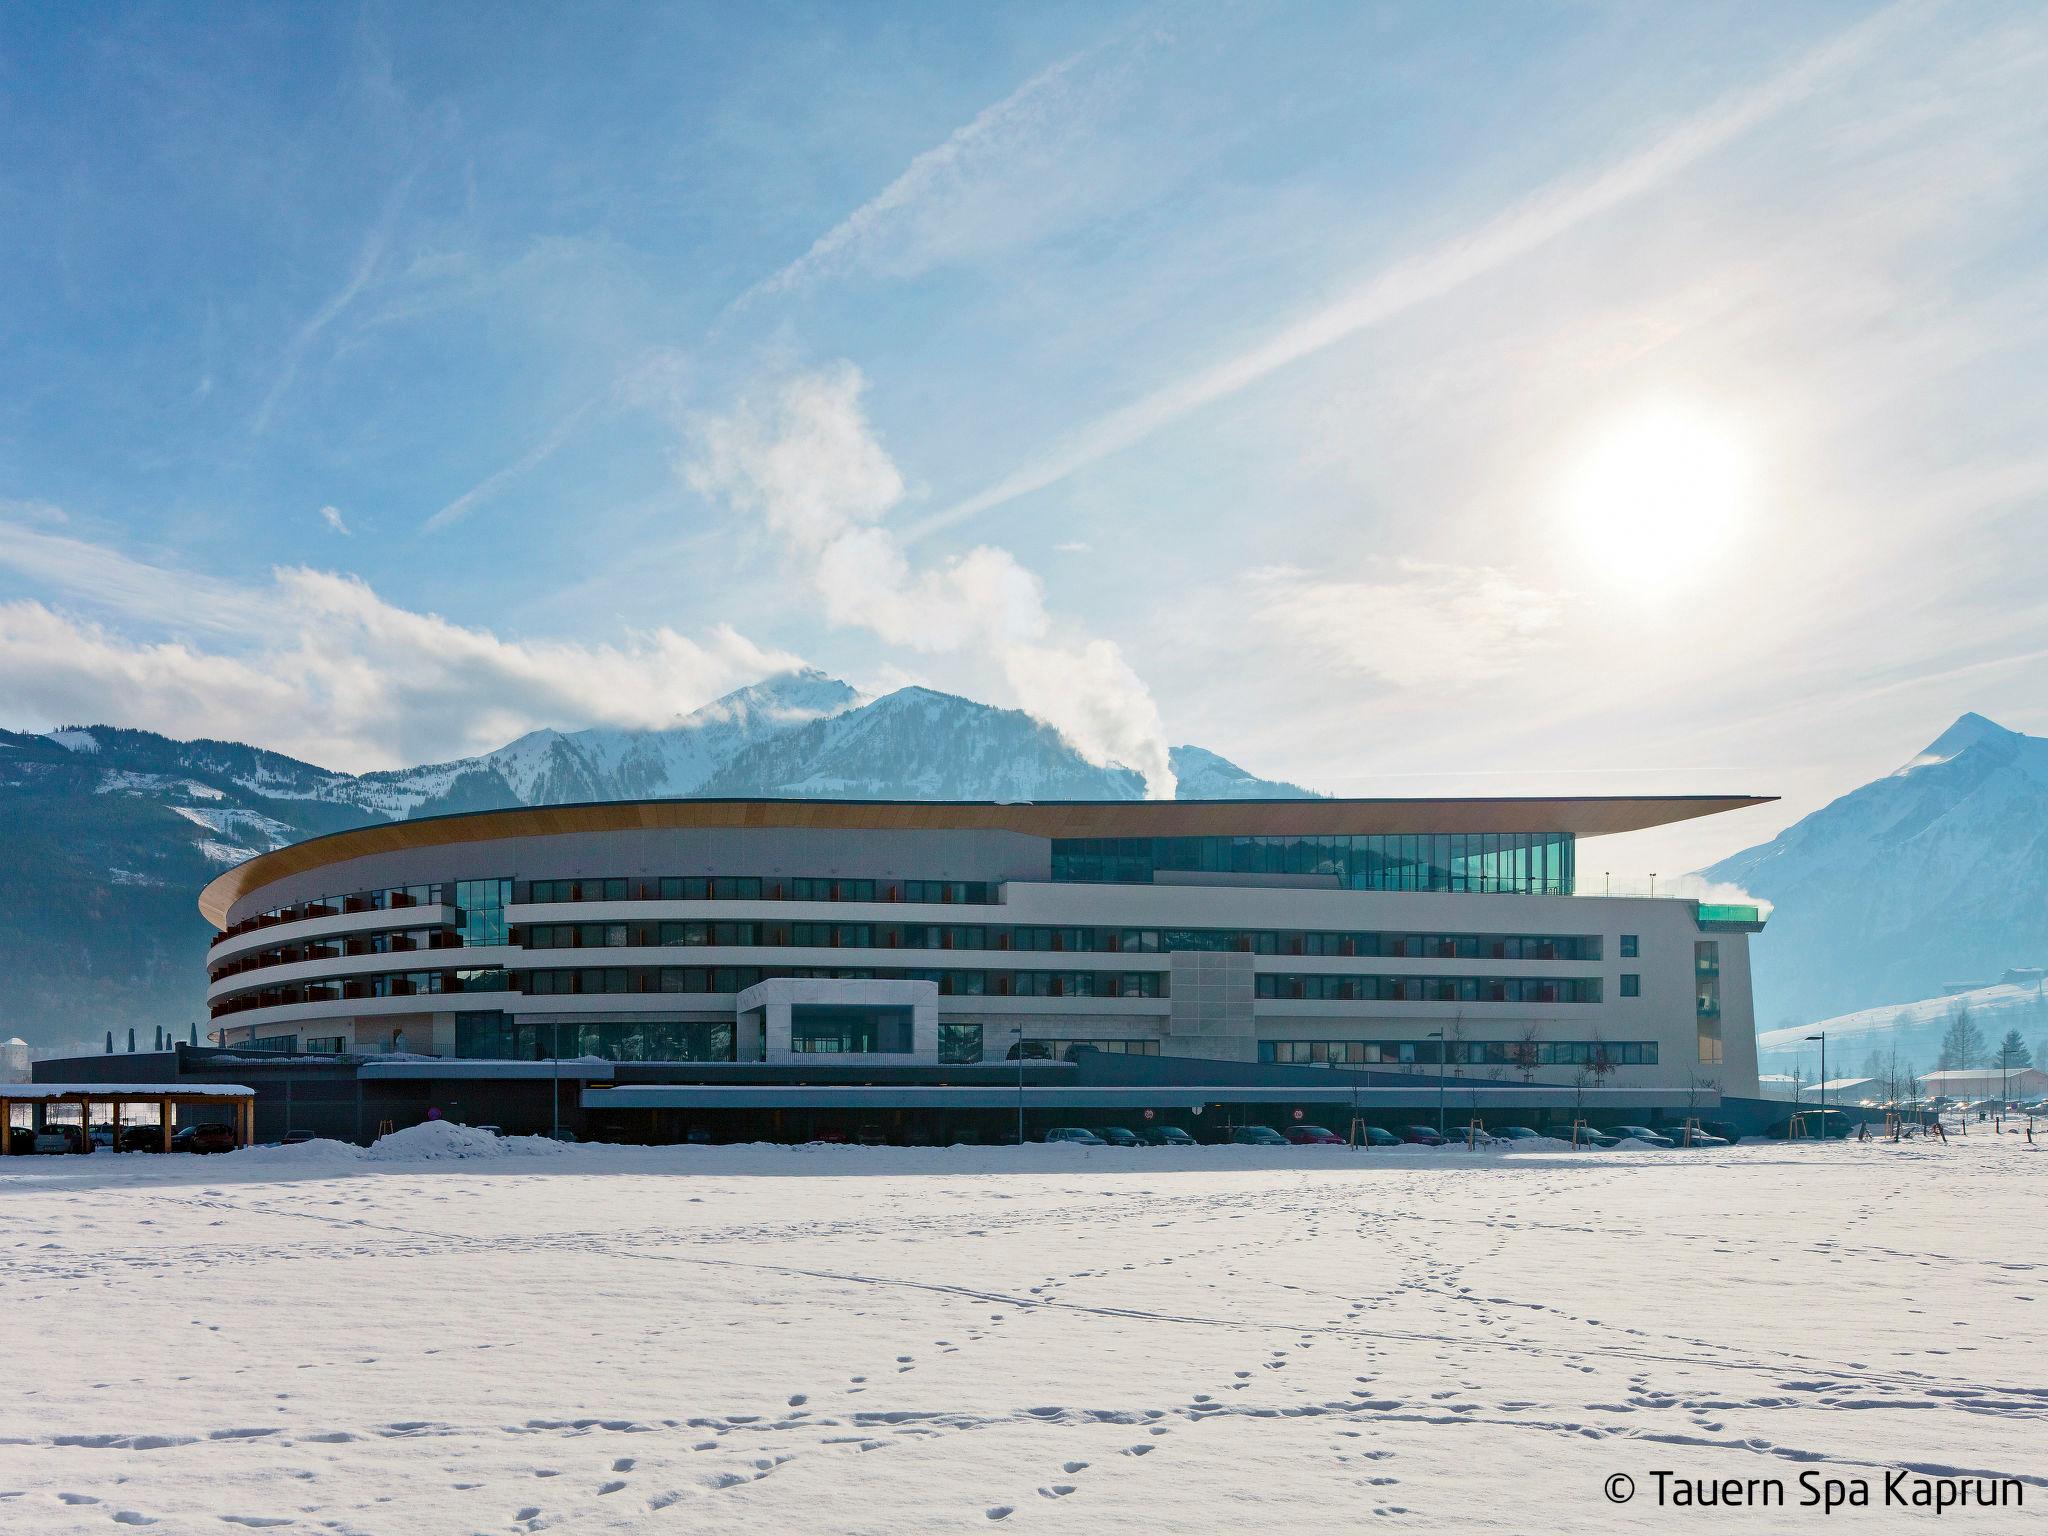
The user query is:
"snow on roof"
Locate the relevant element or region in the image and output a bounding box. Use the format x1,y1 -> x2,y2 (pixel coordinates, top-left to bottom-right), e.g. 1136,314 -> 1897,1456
1,1082 -> 255,1098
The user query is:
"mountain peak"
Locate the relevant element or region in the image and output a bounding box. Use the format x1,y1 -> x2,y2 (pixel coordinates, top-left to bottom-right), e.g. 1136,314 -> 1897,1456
1900,711 -> 2019,774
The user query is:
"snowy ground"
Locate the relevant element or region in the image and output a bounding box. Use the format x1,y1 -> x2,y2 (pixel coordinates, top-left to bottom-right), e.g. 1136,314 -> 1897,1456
1,1134 -> 2042,1533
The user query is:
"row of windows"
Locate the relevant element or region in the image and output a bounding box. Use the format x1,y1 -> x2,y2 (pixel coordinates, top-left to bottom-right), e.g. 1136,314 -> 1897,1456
936,1025 -> 1162,1065
217,881 -> 452,943
518,921 -> 1602,960
211,926 -> 463,982
211,968 -> 512,1016
1051,833 -> 1574,894
1259,1038 -> 1659,1067
525,876 -> 992,905
1256,974 -> 1604,1003
454,1016 -> 739,1063
219,916 -> 1608,984
520,967 -> 1168,999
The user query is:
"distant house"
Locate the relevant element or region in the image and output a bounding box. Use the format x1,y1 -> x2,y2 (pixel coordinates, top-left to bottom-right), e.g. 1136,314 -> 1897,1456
1920,1067 -> 2048,1101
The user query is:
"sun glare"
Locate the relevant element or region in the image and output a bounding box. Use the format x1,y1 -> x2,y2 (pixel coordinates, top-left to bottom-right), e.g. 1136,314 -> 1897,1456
1561,401 -> 1750,592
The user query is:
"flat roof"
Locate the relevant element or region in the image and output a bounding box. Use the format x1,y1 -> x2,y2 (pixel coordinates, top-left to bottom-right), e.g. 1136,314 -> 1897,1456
198,793 -> 1774,927
583,1084 -> 1717,1111
2,1083 -> 254,1099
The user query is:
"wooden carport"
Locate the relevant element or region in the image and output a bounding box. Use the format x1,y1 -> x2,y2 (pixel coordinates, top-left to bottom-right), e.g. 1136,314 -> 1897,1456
1,1083 -> 257,1153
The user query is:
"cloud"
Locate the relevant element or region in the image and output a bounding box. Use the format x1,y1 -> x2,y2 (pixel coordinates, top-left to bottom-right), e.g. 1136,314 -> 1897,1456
1246,560 -> 1564,688
910,0 -> 1915,539
685,362 -> 1176,796
0,519 -> 796,771
252,161 -> 422,435
319,505 -> 351,536
734,35 -> 1135,305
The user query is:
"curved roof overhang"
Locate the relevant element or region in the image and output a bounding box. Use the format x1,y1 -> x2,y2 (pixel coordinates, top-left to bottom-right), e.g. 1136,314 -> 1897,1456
198,794 -> 1775,928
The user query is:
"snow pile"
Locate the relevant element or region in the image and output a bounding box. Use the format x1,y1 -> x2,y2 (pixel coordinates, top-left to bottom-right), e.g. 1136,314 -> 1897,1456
365,1120 -> 567,1162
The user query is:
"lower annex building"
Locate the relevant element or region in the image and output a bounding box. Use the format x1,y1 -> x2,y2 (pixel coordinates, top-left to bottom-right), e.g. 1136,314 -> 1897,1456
165,795 -> 1774,1142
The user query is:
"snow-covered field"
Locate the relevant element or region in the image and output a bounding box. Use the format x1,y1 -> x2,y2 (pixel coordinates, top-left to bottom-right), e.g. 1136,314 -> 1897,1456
1,1134 -> 2041,1533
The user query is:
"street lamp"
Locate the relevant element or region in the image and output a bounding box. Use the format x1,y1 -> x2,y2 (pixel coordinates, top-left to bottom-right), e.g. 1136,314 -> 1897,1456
1806,1031 -> 1826,1135
1428,1029 -> 1446,1137
1013,1024 -> 1027,1146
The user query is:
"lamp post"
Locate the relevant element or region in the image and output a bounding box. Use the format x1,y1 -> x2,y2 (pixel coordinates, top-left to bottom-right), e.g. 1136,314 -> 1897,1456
1013,1025 -> 1027,1146
1806,1031 -> 1826,1135
1428,1028 -> 1446,1137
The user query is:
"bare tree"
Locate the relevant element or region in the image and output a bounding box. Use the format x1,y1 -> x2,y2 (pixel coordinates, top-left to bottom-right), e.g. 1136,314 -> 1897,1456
1682,1071 -> 1719,1138
1508,1022 -> 1542,1084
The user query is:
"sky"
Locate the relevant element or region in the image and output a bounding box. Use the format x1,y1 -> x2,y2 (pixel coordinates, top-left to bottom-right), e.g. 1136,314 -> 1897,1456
3,0 -> 2047,879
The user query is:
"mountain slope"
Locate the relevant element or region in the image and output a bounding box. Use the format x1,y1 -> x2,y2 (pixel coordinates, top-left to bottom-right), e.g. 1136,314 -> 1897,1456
1702,712 -> 2048,1026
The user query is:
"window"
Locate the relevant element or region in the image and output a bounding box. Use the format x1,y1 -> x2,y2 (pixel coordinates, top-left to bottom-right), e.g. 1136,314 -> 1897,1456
1695,941 -> 1723,1064
790,1005 -> 915,1054
303,1036 -> 345,1054
1620,973 -> 1641,998
938,1023 -> 984,1064
1619,934 -> 1639,958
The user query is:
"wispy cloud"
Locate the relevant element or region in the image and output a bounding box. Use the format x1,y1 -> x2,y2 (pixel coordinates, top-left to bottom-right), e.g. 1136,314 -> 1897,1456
251,162 -> 422,436
909,1 -> 1916,540
421,350 -> 688,534
319,505 -> 351,536
732,34 -> 1132,307
1246,560 -> 1565,688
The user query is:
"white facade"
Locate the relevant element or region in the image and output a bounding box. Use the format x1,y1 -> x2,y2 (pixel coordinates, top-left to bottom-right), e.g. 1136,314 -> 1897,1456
203,845 -> 1761,1098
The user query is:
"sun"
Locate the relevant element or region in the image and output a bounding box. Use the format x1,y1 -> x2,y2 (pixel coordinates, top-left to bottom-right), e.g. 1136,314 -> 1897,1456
1560,401 -> 1750,591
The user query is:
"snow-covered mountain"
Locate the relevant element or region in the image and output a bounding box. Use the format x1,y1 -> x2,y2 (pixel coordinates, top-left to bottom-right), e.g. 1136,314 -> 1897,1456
0,671 -> 1310,1047
1702,712 -> 2048,1027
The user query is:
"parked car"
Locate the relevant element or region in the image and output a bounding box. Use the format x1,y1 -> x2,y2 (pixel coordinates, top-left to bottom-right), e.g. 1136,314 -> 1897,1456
34,1126 -> 86,1154
1569,1125 -> 1618,1148
472,1124 -> 506,1137
278,1129 -> 318,1145
1358,1125 -> 1404,1147
1096,1126 -> 1141,1148
808,1129 -> 850,1144
89,1125 -> 117,1150
1605,1125 -> 1675,1148
171,1122 -> 238,1154
118,1124 -> 168,1152
684,1125 -> 715,1145
1283,1124 -> 1345,1145
1453,1125 -> 1505,1147
1494,1125 -> 1547,1142
1673,1126 -> 1730,1147
1697,1121 -> 1744,1144
1401,1125 -> 1445,1146
856,1124 -> 887,1146
1139,1124 -> 1196,1146
1230,1125 -> 1289,1146
1044,1126 -> 1104,1145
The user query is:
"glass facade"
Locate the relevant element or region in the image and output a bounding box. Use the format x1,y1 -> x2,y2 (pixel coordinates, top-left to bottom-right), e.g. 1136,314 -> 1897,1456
516,966 -> 1166,998
516,920 -> 1599,959
790,1004 -> 915,1054
455,879 -> 511,946
1005,1038 -> 1162,1061
454,1014 -> 736,1062
525,876 -> 992,905
1256,973 -> 1602,1003
1051,832 -> 1573,893
938,1022 -> 984,1064
1695,941 -> 1723,1064
1260,1038 -> 1658,1067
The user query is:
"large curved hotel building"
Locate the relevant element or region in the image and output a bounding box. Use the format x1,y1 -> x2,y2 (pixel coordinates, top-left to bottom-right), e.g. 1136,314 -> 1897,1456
184,797 -> 1771,1138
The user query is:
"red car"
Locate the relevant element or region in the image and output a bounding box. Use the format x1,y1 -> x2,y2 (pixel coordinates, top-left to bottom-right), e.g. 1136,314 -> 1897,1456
1283,1123 -> 1345,1145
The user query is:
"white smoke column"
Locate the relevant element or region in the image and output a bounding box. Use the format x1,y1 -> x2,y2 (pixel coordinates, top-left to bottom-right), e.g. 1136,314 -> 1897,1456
688,363 -> 1176,797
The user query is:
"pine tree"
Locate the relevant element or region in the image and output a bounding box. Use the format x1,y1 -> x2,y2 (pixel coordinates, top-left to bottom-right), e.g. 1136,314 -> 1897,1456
1995,1028 -> 2031,1069
1936,1005 -> 1987,1073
